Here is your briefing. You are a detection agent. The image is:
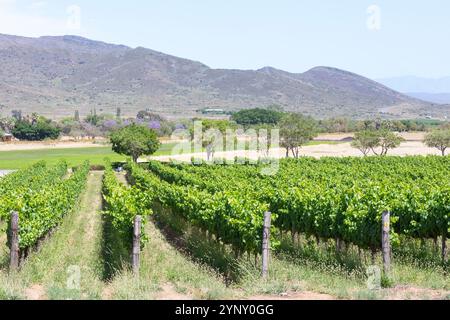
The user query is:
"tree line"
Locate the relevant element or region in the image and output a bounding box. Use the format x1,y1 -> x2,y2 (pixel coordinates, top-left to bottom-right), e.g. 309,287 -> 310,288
1,107 -> 448,160
0,108 -> 175,141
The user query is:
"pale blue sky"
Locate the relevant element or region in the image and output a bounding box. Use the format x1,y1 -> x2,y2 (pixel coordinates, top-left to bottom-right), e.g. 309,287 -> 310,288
1,0 -> 449,79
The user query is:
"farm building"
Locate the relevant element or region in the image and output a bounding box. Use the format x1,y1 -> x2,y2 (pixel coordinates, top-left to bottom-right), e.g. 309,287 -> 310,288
1,133 -> 13,142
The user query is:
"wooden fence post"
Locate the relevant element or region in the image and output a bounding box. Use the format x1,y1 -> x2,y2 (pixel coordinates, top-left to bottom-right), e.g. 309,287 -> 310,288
262,211 -> 272,278
10,211 -> 19,272
442,233 -> 447,263
381,211 -> 391,276
132,215 -> 142,275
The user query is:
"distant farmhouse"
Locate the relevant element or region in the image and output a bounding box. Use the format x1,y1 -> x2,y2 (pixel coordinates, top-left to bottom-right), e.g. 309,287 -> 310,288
1,133 -> 13,142
197,108 -> 232,115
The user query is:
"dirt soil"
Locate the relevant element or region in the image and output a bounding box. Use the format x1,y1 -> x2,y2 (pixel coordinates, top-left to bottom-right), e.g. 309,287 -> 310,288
315,132 -> 426,141
248,291 -> 335,300
153,284 -> 193,300
0,141 -> 104,151
247,285 -> 449,301
383,285 -> 450,300
151,141 -> 441,163
24,284 -> 47,300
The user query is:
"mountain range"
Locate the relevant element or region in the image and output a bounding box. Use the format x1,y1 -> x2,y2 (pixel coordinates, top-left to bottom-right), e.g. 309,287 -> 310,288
0,34 -> 448,120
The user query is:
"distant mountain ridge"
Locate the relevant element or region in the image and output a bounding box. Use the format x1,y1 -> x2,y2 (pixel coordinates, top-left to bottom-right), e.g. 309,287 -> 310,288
0,33 -> 448,119
377,76 -> 450,105
405,92 -> 450,105
377,76 -> 450,94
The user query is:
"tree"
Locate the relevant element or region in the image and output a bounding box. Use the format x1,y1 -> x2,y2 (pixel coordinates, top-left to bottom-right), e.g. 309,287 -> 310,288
253,123 -> 275,157
110,124 -> 161,162
59,117 -> 77,135
318,117 -> 353,133
374,130 -> 404,156
12,116 -> 60,141
190,119 -> 236,161
11,110 -> 22,121
425,129 -> 450,156
279,113 -> 317,158
81,122 -> 102,140
74,110 -> 80,122
391,120 -> 407,132
231,108 -> 284,127
85,109 -> 103,126
363,120 -> 377,131
136,110 -> 165,122
0,117 -> 16,133
352,130 -> 404,156
351,131 -> 380,156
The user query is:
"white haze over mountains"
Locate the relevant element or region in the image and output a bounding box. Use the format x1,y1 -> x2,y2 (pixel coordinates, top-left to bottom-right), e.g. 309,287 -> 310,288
405,92 -> 450,105
378,76 -> 450,104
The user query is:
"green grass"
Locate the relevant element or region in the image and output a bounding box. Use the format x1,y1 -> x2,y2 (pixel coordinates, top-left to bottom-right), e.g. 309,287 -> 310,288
0,143 -> 185,170
146,205 -> 450,299
0,172 -> 448,300
0,140 -> 343,170
0,147 -> 123,170
152,206 -> 361,298
0,172 -> 232,300
106,219 -> 232,300
0,172 -> 106,299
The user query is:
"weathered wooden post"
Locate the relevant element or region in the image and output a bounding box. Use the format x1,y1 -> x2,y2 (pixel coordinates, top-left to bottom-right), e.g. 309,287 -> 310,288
262,211 -> 272,278
335,237 -> 343,254
10,211 -> 19,271
381,211 -> 391,276
132,215 -> 142,275
442,233 -> 448,263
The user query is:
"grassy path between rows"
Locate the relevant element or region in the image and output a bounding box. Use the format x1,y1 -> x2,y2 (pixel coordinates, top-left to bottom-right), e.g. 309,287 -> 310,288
103,172 -> 233,299
0,171 -> 235,300
103,219 -> 233,299
0,172 -> 105,299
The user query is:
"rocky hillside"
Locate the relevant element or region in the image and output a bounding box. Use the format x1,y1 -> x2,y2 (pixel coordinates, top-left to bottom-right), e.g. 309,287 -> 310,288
0,34 -> 448,119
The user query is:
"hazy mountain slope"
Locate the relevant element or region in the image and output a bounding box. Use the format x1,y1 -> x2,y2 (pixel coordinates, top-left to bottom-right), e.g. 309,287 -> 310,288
406,92 -> 450,104
0,34 -> 448,119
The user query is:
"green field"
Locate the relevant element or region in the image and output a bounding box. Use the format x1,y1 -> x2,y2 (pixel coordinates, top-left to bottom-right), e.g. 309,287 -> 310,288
0,141 -> 343,170
0,143 -> 184,170
0,147 -> 122,169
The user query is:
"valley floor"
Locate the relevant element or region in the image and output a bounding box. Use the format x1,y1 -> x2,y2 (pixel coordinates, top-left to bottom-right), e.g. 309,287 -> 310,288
0,132 -> 438,170
151,141 -> 442,163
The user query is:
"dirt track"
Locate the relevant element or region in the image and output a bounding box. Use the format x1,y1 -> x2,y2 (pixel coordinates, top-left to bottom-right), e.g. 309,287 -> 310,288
151,141 -> 442,162
0,132 -> 441,162
316,132 -> 426,141
0,141 -> 104,152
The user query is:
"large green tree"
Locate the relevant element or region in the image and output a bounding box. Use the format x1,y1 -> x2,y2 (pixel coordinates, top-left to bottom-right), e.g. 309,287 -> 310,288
110,124 -> 161,162
231,108 -> 284,127
279,113 -> 318,158
12,116 -> 60,141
